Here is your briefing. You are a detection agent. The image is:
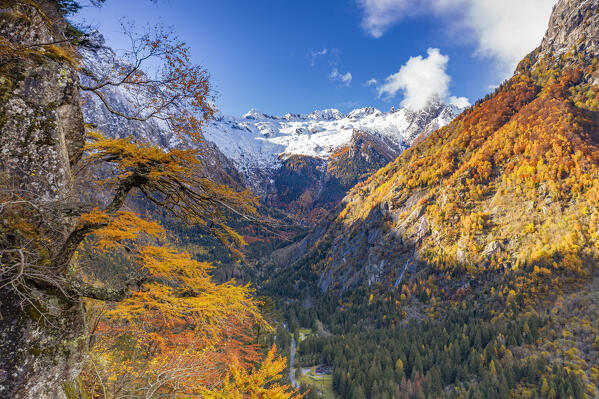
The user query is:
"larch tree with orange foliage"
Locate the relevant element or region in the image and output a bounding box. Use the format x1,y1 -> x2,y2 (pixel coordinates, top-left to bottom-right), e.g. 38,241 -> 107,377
0,4 -> 298,397
71,26 -> 299,399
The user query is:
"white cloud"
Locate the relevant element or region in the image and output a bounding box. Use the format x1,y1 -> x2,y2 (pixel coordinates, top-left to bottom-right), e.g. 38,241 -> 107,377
462,0 -> 556,72
366,78 -> 378,86
310,48 -> 328,66
330,68 -> 353,87
448,95 -> 470,108
357,0 -> 428,38
311,48 -> 352,87
377,48 -> 468,111
356,0 -> 557,72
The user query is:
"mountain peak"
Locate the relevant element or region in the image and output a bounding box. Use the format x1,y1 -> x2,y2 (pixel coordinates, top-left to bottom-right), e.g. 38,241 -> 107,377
537,0 -> 599,65
242,108 -> 273,120
347,107 -> 382,119
307,108 -> 344,121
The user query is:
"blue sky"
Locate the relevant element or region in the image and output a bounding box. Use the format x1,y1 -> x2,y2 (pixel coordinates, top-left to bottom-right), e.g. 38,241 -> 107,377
73,0 -> 557,116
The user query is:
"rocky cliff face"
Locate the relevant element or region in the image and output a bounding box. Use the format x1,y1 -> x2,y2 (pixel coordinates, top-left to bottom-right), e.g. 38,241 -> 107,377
0,2 -> 88,398
0,4 -> 84,198
538,0 -> 599,63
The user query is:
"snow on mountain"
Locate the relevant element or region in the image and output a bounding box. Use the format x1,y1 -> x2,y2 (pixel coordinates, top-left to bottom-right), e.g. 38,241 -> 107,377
347,107 -> 383,120
202,98 -> 464,186
307,108 -> 345,121
77,33 -> 464,192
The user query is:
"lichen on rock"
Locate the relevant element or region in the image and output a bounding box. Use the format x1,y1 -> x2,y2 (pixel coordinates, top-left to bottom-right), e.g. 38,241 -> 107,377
0,2 -> 88,398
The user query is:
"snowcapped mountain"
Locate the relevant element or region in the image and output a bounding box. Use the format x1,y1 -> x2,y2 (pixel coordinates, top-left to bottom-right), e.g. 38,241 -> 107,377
77,33 -> 464,221
203,100 -> 464,190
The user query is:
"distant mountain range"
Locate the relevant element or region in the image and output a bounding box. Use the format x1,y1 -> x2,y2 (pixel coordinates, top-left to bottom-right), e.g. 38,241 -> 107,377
203,101 -> 463,193
78,36 -> 464,222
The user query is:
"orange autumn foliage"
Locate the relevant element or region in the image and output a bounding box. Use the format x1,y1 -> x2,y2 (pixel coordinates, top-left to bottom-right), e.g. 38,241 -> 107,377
81,211 -> 299,398
81,209 -> 166,250
83,131 -> 258,249
202,346 -> 304,399
74,130 -> 295,398
326,52 -> 599,307
70,120 -> 297,398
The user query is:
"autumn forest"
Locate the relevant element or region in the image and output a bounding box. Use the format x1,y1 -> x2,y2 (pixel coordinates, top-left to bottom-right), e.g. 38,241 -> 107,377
1,0 -> 599,398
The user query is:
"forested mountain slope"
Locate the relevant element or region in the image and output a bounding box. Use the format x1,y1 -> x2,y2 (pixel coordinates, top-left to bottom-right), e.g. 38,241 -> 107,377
274,0 -> 599,293
264,0 -> 599,397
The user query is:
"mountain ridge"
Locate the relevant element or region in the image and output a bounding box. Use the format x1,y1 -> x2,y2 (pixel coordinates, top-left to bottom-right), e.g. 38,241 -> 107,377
79,37 -> 464,224
262,1 -> 599,396
273,0 -> 599,292
78,32 -> 464,193
204,99 -> 463,193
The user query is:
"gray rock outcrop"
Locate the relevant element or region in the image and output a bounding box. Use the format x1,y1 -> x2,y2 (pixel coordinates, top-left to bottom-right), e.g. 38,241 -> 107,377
0,2 -> 87,398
